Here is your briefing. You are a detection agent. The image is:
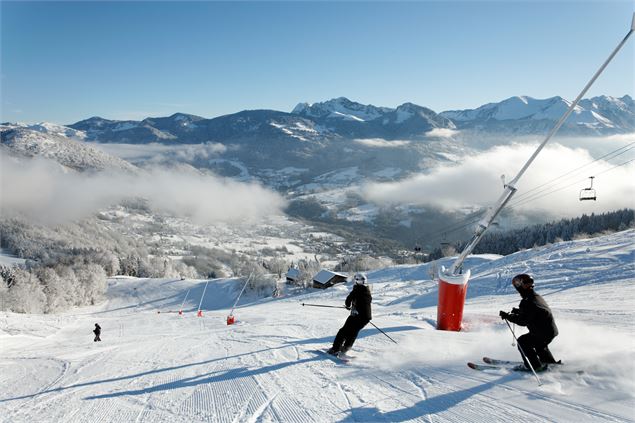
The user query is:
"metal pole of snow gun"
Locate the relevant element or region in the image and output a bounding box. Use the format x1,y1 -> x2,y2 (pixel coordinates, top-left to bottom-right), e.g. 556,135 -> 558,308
228,271 -> 253,325
504,318 -> 542,386
301,304 -> 398,344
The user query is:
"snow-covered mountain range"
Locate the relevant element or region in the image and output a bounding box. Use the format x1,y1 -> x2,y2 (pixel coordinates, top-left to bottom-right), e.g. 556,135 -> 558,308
441,95 -> 634,134
293,98 -> 457,139
2,94 -> 632,252
55,94 -> 634,145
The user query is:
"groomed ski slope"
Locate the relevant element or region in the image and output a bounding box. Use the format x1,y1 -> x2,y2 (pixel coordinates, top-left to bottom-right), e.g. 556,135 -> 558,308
1,230 -> 634,422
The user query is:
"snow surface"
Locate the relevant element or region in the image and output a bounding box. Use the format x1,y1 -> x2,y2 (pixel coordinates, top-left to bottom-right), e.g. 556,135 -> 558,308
0,122 -> 87,140
0,249 -> 26,267
1,230 -> 634,422
1,127 -> 139,174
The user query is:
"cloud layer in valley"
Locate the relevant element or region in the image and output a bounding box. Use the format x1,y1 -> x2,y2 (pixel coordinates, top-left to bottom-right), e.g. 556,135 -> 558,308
354,138 -> 411,148
88,142 -> 228,164
0,155 -> 286,225
426,128 -> 459,138
362,142 -> 635,216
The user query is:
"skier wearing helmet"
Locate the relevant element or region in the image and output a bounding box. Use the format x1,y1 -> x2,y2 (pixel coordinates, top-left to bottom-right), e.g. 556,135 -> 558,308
499,274 -> 559,372
327,272 -> 372,356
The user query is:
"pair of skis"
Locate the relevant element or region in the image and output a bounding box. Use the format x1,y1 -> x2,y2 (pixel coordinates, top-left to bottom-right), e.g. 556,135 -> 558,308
468,357 -> 532,371
468,357 -> 583,375
314,349 -> 355,363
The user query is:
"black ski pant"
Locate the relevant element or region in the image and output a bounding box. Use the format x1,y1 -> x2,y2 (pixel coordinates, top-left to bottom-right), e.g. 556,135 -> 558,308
517,333 -> 556,370
94,334 -> 101,342
332,315 -> 369,353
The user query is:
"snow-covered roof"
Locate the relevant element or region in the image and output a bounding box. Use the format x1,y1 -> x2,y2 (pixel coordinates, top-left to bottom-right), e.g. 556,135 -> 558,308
286,268 -> 300,279
313,269 -> 348,284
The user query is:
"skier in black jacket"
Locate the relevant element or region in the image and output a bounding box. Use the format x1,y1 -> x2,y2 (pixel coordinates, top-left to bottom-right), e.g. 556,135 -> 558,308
499,274 -> 558,372
93,323 -> 102,342
328,273 -> 372,356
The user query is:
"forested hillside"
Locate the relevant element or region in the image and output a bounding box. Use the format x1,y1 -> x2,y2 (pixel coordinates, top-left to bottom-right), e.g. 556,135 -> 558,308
429,209 -> 634,259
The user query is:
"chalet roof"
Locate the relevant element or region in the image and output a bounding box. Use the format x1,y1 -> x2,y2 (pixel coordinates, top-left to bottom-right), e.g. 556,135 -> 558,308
286,268 -> 300,279
313,269 -> 348,284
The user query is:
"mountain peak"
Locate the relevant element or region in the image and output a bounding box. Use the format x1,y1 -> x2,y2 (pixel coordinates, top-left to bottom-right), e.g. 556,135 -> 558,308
291,97 -> 391,122
168,112 -> 204,121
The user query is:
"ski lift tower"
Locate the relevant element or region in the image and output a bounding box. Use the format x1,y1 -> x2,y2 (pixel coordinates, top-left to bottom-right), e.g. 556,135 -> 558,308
436,14 -> 635,331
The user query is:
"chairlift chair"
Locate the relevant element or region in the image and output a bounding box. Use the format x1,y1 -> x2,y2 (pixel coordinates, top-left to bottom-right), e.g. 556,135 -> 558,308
579,176 -> 597,201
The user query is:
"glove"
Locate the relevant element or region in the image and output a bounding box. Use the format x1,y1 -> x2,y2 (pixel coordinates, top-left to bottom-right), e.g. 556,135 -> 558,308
499,310 -> 510,320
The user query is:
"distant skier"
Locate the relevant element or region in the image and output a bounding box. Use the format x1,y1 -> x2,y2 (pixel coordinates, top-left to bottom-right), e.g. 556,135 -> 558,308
499,274 -> 558,372
327,272 -> 372,356
93,323 -> 102,342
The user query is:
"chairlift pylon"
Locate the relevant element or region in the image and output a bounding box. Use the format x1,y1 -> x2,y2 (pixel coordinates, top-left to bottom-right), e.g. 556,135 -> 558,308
579,176 -> 597,201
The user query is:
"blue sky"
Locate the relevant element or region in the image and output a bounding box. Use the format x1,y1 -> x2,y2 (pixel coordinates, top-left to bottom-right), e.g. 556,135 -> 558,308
1,1 -> 633,124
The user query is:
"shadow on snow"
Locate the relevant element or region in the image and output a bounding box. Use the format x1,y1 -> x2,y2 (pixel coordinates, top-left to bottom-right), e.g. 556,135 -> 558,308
339,374 -> 515,422
0,326 -> 421,403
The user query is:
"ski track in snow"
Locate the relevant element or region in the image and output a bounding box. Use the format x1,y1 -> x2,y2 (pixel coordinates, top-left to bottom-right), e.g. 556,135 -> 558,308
1,230 -> 634,422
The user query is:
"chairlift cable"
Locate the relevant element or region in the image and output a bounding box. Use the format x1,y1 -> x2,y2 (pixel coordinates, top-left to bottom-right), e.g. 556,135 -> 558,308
511,142 -> 635,202
507,150 -> 634,206
508,158 -> 634,210
413,143 -> 635,248
508,154 -> 634,208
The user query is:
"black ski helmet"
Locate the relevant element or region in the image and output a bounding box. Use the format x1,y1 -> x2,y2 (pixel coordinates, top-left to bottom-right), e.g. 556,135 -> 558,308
512,274 -> 534,289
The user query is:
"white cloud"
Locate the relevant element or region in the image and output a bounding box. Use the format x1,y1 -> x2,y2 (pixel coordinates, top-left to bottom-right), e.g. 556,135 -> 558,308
602,133 -> 635,143
354,138 -> 411,148
88,142 -> 227,163
426,128 -> 459,138
0,154 -> 285,225
362,143 -> 635,216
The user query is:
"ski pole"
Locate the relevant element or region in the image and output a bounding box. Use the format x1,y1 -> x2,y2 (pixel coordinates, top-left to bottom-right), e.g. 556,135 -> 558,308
302,303 -> 399,344
504,319 -> 542,386
369,321 -> 398,344
301,303 -> 347,309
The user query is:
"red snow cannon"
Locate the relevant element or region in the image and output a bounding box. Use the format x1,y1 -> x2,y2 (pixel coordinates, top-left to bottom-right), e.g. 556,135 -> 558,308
178,310 -> 183,316
227,315 -> 235,325
197,310 -> 203,317
436,267 -> 471,331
